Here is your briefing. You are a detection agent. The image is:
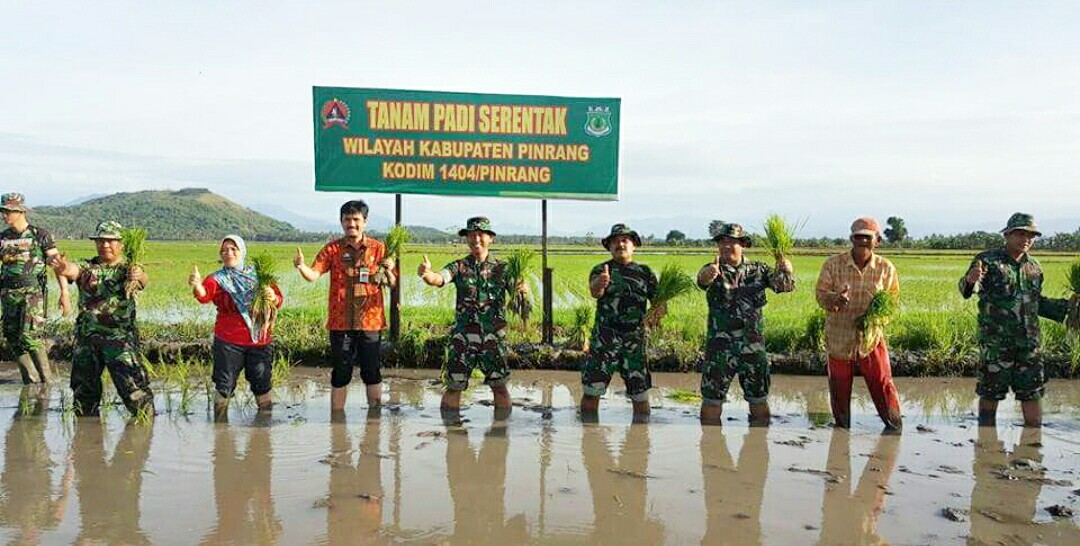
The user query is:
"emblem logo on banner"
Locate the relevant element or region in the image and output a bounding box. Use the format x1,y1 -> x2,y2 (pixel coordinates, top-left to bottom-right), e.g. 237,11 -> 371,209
321,98 -> 351,129
585,106 -> 612,137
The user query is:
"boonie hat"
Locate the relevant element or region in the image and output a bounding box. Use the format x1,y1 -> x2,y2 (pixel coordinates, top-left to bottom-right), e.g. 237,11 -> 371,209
89,220 -> 124,240
458,216 -> 496,237
601,223 -> 642,248
1001,213 -> 1041,236
710,222 -> 753,246
0,193 -> 30,212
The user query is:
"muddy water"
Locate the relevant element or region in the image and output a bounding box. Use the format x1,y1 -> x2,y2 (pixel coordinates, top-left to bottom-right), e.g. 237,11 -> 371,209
0,370 -> 1077,545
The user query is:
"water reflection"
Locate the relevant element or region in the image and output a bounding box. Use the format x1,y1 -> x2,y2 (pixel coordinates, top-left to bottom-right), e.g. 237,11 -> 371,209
0,387 -> 69,544
324,414 -> 385,545
444,415 -> 528,543
200,419 -> 282,545
700,427 -> 768,545
818,430 -> 899,545
72,419 -> 152,545
582,423 -> 665,545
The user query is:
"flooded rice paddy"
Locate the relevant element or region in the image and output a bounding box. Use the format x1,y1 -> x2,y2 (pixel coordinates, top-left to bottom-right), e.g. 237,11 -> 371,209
0,369 -> 1078,545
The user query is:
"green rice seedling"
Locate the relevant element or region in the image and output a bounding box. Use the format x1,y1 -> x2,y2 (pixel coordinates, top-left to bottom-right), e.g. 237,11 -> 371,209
856,291 -> 898,355
374,225 -> 411,286
271,354 -> 294,389
645,263 -> 695,329
504,248 -> 536,326
251,252 -> 278,340
802,309 -> 827,352
1066,261 -> 1080,332
121,226 -> 148,299
664,389 -> 702,403
567,304 -> 593,350
762,213 -> 798,262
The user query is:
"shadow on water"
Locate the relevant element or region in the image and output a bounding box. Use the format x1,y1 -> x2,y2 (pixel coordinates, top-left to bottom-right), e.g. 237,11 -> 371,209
0,370 -> 1077,544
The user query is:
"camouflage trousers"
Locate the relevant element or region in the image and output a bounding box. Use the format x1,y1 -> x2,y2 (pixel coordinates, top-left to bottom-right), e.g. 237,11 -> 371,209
70,336 -> 154,416
582,324 -> 651,401
442,324 -> 509,391
701,333 -> 770,405
1,287 -> 46,355
976,341 -> 1044,402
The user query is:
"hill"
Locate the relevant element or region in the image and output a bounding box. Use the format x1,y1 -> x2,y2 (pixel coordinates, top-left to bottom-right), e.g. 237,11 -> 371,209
32,188 -> 309,240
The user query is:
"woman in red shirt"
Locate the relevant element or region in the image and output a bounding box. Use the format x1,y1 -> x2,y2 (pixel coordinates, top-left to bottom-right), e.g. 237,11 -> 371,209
189,235 -> 282,417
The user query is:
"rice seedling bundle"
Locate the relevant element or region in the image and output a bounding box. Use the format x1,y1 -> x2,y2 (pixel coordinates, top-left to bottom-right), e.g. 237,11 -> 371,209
504,248 -> 535,325
644,263 -> 695,329
568,304 -> 593,351
856,290 -> 898,355
252,251 -> 278,339
374,225 -> 411,286
763,213 -> 797,262
121,227 -> 148,299
1066,261 -> 1080,332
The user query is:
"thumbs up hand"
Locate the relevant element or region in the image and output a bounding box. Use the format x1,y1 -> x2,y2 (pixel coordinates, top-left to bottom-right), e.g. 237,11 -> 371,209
700,255 -> 722,285
293,246 -> 305,268
188,264 -> 202,287
417,254 -> 432,277
966,260 -> 986,286
591,264 -> 612,296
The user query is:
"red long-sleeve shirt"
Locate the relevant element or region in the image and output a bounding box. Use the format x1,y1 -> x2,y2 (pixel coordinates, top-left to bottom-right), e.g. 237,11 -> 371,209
195,276 -> 283,346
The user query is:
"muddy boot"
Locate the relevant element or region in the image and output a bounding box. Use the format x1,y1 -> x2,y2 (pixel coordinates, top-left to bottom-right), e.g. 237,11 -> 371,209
14,353 -> 41,384
30,347 -> 55,383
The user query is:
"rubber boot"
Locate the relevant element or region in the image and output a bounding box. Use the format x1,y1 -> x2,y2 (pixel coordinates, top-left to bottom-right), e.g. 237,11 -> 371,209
15,353 -> 41,384
30,347 -> 55,383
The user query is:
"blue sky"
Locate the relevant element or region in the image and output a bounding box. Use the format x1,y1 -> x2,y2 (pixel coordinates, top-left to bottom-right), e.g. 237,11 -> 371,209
2,1 -> 1078,237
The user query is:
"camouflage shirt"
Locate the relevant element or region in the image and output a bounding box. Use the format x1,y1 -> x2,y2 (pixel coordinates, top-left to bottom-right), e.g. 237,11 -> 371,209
75,258 -> 139,341
441,255 -> 510,335
699,259 -> 795,338
0,225 -> 54,289
590,260 -> 658,330
959,248 -> 1068,350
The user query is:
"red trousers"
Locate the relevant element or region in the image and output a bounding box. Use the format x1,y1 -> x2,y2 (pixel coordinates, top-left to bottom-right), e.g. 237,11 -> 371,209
827,341 -> 902,428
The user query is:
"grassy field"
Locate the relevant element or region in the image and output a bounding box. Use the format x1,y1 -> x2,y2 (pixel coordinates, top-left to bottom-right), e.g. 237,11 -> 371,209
34,240 -> 1080,374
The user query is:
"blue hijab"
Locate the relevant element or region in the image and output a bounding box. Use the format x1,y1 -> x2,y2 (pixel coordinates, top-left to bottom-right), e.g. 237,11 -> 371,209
212,235 -> 260,342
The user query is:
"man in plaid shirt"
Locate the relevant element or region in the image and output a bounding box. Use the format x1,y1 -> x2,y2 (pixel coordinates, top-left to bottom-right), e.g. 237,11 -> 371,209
815,217 -> 902,431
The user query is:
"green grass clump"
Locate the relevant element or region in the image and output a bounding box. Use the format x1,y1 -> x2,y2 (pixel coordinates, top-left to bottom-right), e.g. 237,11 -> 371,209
763,214 -> 797,262
645,263 -> 695,329
121,226 -> 148,298
1066,261 -> 1080,332
856,291 -> 898,355
504,248 -> 535,326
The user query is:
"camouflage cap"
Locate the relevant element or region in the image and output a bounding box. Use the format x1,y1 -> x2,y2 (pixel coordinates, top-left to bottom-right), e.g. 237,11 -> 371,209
709,222 -> 753,246
89,220 -> 124,240
601,223 -> 642,248
458,216 -> 496,237
1001,212 -> 1041,236
0,192 -> 30,212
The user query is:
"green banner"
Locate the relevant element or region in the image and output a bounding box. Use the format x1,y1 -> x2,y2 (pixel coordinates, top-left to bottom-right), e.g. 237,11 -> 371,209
313,87 -> 620,200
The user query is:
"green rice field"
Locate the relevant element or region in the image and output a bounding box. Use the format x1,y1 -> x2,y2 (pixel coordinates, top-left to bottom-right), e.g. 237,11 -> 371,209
33,241 -> 1080,374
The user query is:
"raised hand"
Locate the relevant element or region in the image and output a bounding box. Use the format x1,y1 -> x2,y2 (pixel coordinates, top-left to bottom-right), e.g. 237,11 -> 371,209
417,254 -> 432,277
965,260 -> 986,286
293,246 -> 305,268
777,257 -> 793,274
593,264 -> 612,293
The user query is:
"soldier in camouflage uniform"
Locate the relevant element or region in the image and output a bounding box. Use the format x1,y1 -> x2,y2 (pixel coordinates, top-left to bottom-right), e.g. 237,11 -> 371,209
52,221 -> 154,417
418,217 -> 524,413
697,222 -> 794,425
959,213 -> 1073,427
581,224 -> 658,419
1,193 -> 63,384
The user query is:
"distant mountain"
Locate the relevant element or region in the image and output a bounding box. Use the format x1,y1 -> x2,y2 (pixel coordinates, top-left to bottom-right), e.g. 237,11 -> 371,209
33,188 -> 306,240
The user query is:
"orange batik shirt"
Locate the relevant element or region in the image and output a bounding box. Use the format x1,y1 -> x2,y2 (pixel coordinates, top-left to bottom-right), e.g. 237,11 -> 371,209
815,251 -> 900,360
312,236 -> 388,332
